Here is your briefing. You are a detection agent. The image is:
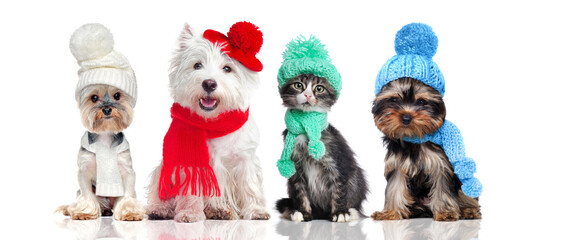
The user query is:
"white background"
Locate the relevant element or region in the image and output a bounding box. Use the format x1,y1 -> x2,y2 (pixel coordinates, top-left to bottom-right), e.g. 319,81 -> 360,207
1,0 -> 560,239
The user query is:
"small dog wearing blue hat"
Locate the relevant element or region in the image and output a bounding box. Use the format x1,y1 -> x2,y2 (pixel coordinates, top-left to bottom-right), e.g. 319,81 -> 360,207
371,23 -> 482,221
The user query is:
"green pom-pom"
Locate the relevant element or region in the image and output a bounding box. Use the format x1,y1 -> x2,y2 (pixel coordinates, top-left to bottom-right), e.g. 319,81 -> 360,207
282,35 -> 331,62
277,159 -> 296,178
308,140 -> 325,160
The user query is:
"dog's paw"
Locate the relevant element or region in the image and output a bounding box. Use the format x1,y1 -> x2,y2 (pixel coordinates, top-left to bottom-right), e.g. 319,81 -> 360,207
55,205 -> 71,216
147,205 -> 175,220
114,198 -> 144,221
71,211 -> 99,220
68,197 -> 100,220
250,211 -> 270,220
204,207 -> 234,220
434,211 -> 460,221
174,210 -> 205,223
371,210 -> 403,221
460,207 -> 481,220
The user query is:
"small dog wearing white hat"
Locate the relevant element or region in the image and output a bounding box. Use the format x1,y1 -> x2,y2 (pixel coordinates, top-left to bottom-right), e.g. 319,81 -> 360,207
56,23 -> 144,221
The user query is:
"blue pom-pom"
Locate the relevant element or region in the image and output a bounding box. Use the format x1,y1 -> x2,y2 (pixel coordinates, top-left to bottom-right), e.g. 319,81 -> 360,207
394,23 -> 438,58
461,178 -> 482,198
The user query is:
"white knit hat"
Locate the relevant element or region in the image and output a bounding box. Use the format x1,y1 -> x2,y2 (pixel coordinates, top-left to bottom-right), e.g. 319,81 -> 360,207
70,23 -> 137,107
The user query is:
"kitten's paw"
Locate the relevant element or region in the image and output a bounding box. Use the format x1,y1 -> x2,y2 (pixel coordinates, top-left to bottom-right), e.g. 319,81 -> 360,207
331,212 -> 351,223
174,210 -> 206,223
290,211 -> 311,222
348,208 -> 360,221
460,207 -> 481,220
434,211 -> 460,221
371,210 -> 403,220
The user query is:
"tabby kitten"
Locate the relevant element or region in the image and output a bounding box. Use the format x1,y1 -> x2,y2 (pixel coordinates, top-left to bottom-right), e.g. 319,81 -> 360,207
276,74 -> 368,222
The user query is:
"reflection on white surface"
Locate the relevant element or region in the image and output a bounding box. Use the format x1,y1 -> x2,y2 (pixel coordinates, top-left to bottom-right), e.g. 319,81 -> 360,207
54,216 -> 480,240
378,218 -> 481,240
55,217 -> 268,240
54,217 -> 145,240
276,218 -> 367,240
146,219 -> 268,240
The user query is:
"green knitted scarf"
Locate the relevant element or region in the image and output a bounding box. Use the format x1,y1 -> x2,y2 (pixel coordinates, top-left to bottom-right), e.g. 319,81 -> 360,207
277,109 -> 328,178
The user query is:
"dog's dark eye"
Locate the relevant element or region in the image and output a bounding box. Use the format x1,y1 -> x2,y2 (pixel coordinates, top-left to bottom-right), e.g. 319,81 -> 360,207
293,82 -> 303,89
389,97 -> 398,103
223,66 -> 232,73
194,62 -> 203,70
91,95 -> 99,103
113,92 -> 120,101
416,99 -> 428,105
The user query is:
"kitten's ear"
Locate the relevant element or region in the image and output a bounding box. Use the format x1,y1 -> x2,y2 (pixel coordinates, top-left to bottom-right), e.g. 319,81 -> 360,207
178,23 -> 195,49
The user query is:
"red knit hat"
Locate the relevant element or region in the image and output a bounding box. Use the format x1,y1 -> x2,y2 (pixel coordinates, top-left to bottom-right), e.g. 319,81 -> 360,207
203,21 -> 263,72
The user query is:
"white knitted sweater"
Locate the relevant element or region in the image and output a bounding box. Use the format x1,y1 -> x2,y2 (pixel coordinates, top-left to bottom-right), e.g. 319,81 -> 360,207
81,132 -> 129,197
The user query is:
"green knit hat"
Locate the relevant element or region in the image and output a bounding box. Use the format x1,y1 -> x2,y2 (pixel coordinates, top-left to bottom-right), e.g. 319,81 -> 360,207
277,35 -> 342,97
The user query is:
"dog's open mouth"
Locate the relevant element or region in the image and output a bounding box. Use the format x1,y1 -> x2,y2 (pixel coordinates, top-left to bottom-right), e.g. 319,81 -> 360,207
199,96 -> 219,111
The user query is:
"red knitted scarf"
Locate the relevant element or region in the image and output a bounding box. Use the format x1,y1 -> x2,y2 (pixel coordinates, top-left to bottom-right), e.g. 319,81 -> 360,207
159,103 -> 249,200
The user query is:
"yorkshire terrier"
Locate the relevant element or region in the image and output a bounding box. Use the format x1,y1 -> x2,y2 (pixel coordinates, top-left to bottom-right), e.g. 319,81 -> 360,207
146,22 -> 269,222
371,77 -> 481,221
370,23 -> 482,222
57,23 -> 144,221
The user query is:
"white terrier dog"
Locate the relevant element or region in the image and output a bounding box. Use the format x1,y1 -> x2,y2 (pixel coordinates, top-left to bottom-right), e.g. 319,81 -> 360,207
146,21 -> 269,222
57,23 -> 144,221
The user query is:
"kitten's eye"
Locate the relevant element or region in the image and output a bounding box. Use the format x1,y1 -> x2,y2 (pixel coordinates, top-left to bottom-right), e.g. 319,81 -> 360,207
223,66 -> 231,73
113,92 -> 120,101
194,62 -> 203,70
293,83 -> 303,89
416,99 -> 427,105
389,97 -> 398,103
91,95 -> 99,103
314,85 -> 325,93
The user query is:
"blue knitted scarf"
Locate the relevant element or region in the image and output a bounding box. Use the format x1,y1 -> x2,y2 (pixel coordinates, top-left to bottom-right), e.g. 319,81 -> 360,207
403,120 -> 482,198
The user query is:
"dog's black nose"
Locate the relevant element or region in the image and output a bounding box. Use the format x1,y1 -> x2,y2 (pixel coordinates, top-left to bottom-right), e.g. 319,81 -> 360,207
401,114 -> 412,125
202,79 -> 217,93
102,107 -> 112,116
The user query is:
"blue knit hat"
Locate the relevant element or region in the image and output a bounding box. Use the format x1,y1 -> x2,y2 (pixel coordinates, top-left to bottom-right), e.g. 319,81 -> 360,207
375,23 -> 445,95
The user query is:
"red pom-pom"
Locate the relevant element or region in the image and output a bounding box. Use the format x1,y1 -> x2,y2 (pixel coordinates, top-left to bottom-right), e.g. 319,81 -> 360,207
227,21 -> 263,55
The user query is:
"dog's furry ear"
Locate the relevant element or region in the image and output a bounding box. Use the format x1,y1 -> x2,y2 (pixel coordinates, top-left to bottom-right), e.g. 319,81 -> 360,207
178,23 -> 195,49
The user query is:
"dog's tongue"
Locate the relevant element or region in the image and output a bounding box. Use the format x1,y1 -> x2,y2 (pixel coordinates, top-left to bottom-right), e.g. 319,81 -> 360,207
201,97 -> 217,107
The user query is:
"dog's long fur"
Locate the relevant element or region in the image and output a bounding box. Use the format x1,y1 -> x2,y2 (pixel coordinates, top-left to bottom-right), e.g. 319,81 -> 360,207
146,23 -> 268,222
371,77 -> 480,221
56,85 -> 144,221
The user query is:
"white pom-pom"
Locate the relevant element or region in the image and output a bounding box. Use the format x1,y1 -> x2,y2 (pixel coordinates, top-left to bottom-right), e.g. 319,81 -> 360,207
70,23 -> 114,61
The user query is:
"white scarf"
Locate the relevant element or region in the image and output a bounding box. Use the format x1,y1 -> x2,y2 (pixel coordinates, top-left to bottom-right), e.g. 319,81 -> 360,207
81,132 -> 129,197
